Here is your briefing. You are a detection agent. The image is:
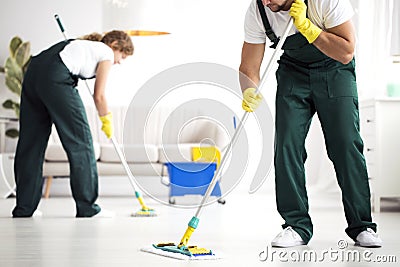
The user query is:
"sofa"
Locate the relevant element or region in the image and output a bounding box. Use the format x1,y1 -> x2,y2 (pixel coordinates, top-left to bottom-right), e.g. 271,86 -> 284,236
42,105 -> 230,197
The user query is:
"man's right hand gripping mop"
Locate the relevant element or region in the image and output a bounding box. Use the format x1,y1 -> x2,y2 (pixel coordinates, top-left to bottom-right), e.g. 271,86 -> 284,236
141,18 -> 294,260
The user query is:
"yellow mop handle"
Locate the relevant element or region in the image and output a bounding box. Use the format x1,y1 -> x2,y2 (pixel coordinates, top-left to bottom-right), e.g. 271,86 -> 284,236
178,216 -> 199,249
136,192 -> 150,210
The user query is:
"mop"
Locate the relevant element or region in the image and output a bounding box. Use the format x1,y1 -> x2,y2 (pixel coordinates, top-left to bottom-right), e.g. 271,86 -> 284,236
141,18 -> 295,260
54,14 -> 157,217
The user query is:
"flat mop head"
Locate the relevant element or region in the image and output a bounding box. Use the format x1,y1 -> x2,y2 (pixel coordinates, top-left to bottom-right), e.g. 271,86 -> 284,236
131,207 -> 157,217
141,243 -> 221,260
154,243 -> 213,256
131,193 -> 157,217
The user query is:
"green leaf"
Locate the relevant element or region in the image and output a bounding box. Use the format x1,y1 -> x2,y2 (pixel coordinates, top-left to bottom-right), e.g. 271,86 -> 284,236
9,36 -> 23,57
2,99 -> 15,109
5,76 -> 22,96
5,57 -> 23,83
2,99 -> 19,109
15,42 -> 31,67
5,128 -> 19,138
22,56 -> 31,74
2,100 -> 20,118
15,103 -> 20,118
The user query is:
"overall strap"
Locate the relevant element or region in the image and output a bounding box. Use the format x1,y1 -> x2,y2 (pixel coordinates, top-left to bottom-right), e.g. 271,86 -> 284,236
256,0 -> 308,49
256,0 -> 279,48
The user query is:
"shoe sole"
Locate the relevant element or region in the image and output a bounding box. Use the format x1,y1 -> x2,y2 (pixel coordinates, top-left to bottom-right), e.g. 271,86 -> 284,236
354,242 -> 382,248
271,241 -> 306,248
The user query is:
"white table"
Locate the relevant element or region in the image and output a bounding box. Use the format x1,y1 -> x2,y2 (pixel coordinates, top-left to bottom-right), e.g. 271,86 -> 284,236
0,153 -> 15,198
0,117 -> 18,153
0,118 -> 9,153
359,98 -> 400,212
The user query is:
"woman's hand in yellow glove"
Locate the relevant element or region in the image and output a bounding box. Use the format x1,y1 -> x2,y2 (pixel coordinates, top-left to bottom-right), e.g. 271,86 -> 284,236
99,112 -> 113,139
242,87 -> 262,112
289,0 -> 322,43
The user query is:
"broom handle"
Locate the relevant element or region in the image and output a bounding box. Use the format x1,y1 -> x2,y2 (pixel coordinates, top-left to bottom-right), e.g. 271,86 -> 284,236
82,82 -> 141,194
195,18 -> 293,218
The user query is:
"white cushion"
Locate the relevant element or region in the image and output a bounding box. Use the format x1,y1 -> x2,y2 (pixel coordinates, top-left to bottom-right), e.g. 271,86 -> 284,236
43,162 -> 70,177
158,143 -> 199,163
43,162 -> 164,177
96,162 -> 163,176
45,142 -> 101,162
99,144 -> 158,163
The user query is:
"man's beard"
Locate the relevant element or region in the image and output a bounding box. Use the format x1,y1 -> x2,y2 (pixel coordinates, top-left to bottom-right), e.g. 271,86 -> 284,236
267,1 -> 288,12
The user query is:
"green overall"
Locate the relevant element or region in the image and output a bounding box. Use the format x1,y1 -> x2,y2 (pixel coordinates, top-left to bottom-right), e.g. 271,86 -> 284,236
274,33 -> 377,242
12,40 -> 101,217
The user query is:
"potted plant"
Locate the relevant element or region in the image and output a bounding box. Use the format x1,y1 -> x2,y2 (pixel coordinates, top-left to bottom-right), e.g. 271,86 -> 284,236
0,36 -> 31,138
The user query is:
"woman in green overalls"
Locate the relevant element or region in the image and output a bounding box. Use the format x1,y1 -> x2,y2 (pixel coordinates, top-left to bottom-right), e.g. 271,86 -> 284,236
240,0 -> 382,247
12,31 -> 133,218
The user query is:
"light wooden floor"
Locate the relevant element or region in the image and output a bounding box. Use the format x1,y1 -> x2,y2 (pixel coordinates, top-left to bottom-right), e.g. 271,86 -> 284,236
0,185 -> 399,267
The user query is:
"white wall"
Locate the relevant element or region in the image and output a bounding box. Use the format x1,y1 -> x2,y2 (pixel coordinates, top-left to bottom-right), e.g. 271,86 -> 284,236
3,0 -> 395,107
102,0 -> 250,106
0,0 -> 102,151
0,0 -> 103,117
0,0 -> 251,105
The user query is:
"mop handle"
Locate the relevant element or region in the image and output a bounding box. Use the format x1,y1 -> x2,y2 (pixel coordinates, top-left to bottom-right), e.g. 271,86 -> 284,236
256,18 -> 293,94
178,19 -> 294,248
110,136 -> 140,191
194,112 -> 247,218
54,14 -> 68,41
81,79 -> 141,194
194,18 -> 294,219
54,14 -> 141,194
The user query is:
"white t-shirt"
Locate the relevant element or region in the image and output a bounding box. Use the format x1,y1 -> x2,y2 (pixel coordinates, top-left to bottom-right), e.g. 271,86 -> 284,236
244,0 -> 354,44
59,40 -> 114,78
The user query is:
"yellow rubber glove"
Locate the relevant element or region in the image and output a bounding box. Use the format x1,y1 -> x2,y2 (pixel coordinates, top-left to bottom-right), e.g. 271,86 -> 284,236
99,112 -> 113,139
289,0 -> 322,43
242,88 -> 262,112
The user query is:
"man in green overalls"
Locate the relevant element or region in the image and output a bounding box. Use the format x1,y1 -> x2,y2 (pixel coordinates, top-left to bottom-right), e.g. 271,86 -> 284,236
240,0 -> 382,247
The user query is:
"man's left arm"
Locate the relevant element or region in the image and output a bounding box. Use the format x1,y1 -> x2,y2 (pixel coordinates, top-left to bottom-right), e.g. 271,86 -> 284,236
312,20 -> 355,65
290,0 -> 355,64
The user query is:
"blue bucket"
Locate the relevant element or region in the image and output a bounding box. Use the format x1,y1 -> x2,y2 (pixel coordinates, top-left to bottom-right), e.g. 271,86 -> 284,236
164,162 -> 221,197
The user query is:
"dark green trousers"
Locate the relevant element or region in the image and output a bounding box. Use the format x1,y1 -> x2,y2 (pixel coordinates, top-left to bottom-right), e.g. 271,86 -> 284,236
12,41 -> 100,217
274,55 -> 376,243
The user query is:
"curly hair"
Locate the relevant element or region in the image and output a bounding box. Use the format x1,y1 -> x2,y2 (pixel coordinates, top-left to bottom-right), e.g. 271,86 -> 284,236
80,30 -> 134,55
79,32 -> 103,42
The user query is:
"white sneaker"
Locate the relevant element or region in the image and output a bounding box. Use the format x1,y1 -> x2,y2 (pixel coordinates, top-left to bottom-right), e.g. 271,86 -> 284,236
271,226 -> 306,248
355,228 -> 382,248
32,210 -> 43,217
93,209 -> 115,218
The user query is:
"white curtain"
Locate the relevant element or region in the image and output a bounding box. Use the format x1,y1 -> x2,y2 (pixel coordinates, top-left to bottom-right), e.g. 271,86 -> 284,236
354,0 -> 394,98
390,0 -> 400,56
